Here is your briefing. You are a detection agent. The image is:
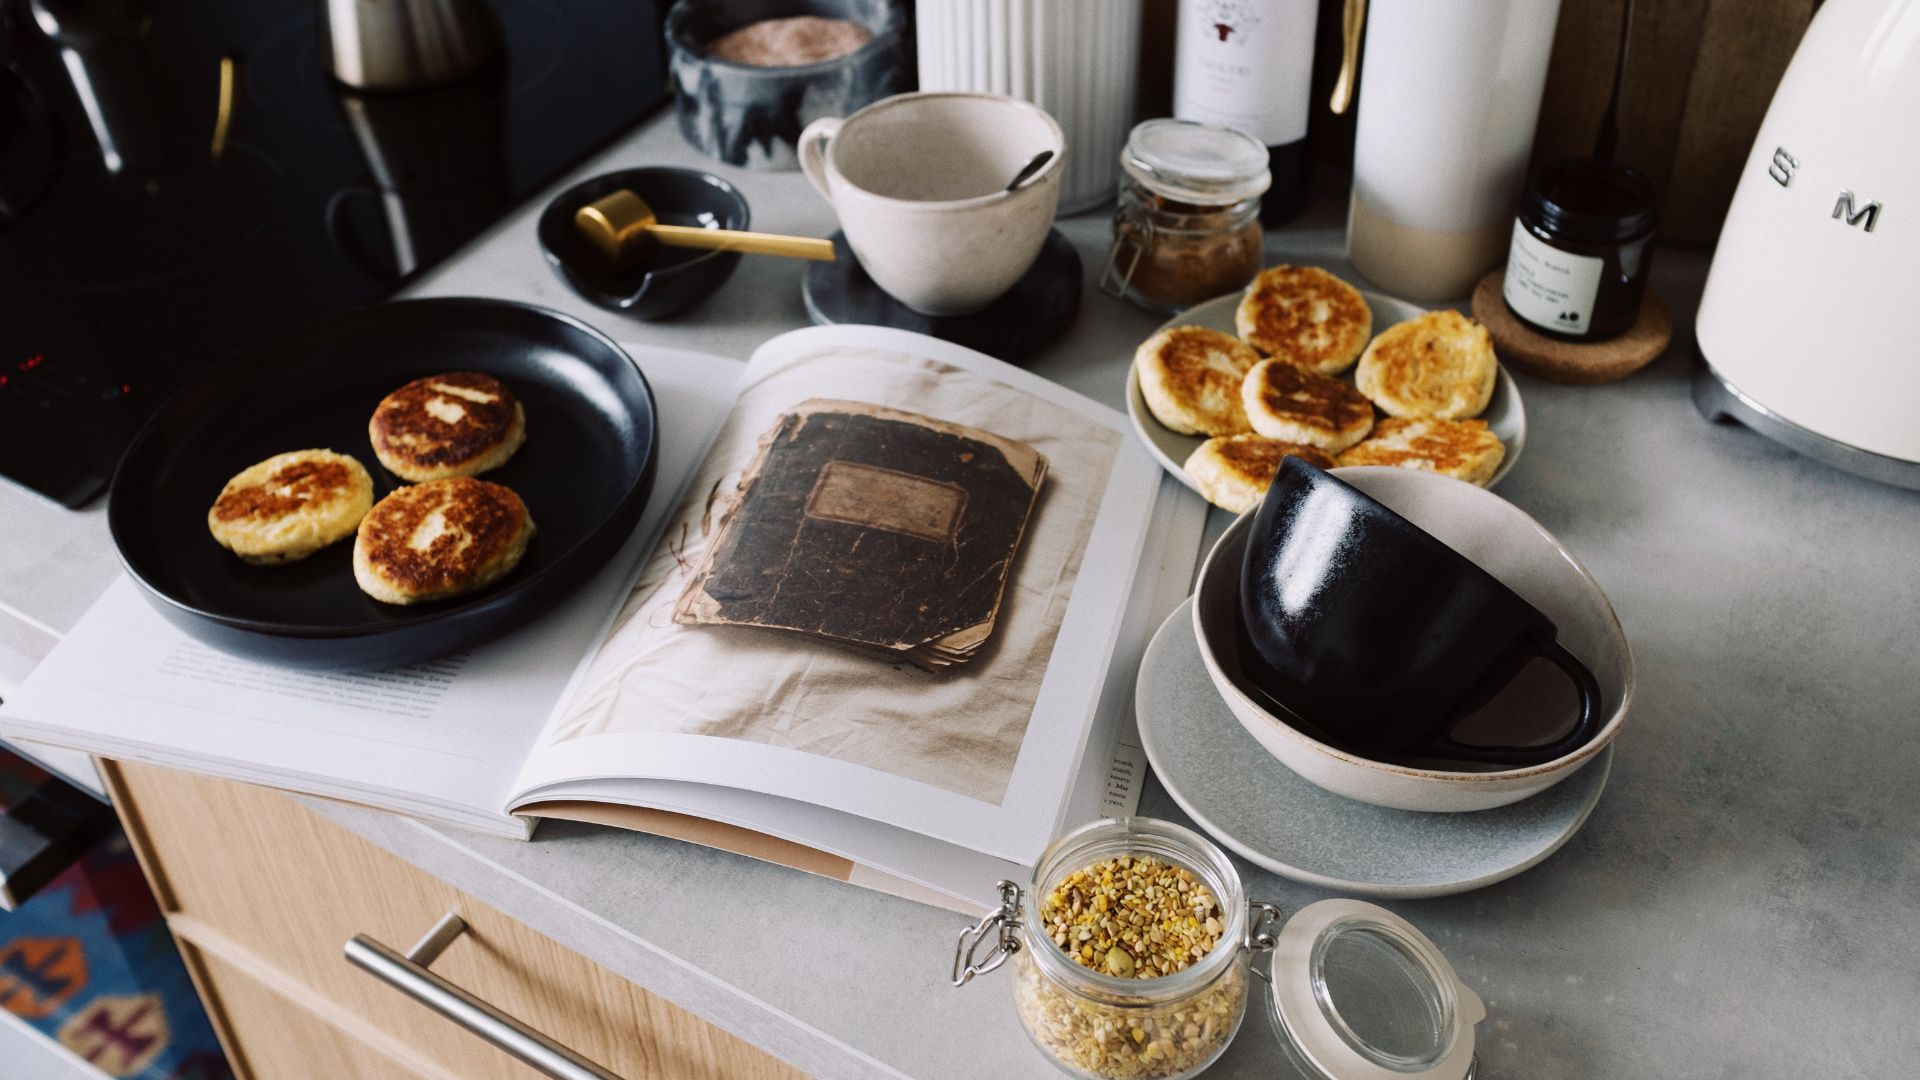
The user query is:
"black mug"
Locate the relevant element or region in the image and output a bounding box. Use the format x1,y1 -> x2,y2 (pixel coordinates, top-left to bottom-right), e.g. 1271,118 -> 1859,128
1236,460 -> 1603,767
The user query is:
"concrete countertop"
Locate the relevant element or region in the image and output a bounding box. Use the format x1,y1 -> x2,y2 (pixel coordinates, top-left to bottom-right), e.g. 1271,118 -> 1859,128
4,111 -> 1917,1078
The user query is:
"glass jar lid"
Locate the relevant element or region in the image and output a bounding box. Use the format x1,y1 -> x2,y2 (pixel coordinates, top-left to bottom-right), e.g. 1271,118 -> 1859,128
1266,900 -> 1483,1080
1121,119 -> 1272,206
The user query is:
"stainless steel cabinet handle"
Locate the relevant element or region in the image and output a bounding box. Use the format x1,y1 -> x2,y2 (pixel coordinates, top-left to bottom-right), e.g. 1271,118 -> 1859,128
346,912 -> 623,1080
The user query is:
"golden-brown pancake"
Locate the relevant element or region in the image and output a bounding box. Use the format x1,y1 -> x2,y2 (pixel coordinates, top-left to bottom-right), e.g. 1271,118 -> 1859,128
1234,265 -> 1373,375
1336,417 -> 1505,486
1239,359 -> 1375,453
1183,435 -> 1336,513
206,449 -> 373,564
369,372 -> 526,482
1354,310 -> 1498,419
1135,325 -> 1262,436
352,478 -> 535,604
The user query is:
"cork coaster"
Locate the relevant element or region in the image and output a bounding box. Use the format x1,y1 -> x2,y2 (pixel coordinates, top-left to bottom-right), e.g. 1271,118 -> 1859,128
1471,269 -> 1672,385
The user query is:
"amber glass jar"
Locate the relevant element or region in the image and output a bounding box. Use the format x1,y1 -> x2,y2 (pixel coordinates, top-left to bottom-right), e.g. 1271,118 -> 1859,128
1502,158 -> 1658,341
1102,120 -> 1271,315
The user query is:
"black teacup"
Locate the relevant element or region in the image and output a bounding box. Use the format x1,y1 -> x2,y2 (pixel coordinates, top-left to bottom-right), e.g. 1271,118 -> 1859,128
1236,460 -> 1602,767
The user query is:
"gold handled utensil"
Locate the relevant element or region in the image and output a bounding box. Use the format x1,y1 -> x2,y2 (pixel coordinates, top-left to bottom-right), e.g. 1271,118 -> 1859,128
574,190 -> 836,266
1330,0 -> 1367,115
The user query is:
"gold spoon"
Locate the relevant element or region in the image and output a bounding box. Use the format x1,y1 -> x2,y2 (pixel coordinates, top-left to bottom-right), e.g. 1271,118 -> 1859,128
574,190 -> 836,267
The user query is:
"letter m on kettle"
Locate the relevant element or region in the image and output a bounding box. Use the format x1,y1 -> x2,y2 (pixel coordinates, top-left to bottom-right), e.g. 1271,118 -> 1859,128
1832,189 -> 1881,233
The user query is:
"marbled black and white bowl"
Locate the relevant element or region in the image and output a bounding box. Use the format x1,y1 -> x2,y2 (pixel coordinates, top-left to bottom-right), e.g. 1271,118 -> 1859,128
666,0 -> 913,171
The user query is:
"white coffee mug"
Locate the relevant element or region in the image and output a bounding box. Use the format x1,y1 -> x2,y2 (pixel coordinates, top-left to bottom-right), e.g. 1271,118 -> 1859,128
799,92 -> 1064,316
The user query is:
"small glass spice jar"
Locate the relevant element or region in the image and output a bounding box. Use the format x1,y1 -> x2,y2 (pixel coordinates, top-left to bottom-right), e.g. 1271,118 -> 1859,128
1101,120 -> 1271,315
953,818 -> 1484,1080
1502,157 -> 1659,341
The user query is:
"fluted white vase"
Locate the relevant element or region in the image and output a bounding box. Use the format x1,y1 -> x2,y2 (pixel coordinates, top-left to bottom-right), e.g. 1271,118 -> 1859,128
915,0 -> 1143,214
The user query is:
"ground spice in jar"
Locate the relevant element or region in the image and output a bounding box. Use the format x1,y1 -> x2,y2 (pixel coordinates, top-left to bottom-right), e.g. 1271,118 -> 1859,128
1042,854 -> 1224,978
1112,198 -> 1264,312
1104,120 -> 1271,315
706,16 -> 872,67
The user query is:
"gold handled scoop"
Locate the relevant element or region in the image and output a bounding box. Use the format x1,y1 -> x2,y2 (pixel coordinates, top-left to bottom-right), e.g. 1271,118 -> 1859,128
574,190 -> 836,267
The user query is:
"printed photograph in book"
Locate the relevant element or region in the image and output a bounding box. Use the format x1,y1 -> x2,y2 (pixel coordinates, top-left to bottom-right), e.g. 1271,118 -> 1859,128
546,347 -> 1121,805
675,400 -> 1047,670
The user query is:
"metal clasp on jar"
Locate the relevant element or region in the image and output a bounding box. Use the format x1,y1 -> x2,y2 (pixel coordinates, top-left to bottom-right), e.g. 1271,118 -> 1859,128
952,880 -> 1024,987
1245,901 -> 1285,980
1099,201 -> 1156,299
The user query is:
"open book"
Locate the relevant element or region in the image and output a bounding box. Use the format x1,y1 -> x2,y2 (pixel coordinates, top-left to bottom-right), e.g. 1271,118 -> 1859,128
0,327 -> 1207,913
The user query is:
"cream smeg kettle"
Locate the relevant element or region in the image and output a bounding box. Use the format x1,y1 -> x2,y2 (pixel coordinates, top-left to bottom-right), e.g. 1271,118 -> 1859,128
1693,0 -> 1920,489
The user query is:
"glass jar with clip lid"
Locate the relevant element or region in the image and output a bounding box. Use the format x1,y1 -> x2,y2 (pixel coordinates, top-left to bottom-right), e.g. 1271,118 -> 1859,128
952,817 -> 1486,1080
1101,120 -> 1271,315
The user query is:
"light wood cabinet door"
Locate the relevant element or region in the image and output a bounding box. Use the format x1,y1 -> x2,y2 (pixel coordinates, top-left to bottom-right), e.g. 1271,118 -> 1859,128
188,947 -> 426,1080
103,760 -> 806,1080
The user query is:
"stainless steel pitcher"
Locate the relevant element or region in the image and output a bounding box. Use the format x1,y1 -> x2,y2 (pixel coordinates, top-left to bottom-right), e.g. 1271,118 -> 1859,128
320,0 -> 502,92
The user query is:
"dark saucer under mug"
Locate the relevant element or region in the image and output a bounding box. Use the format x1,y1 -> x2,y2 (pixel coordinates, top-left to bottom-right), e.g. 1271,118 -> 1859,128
537,166 -> 751,320
801,229 -> 1081,364
1238,459 -> 1603,767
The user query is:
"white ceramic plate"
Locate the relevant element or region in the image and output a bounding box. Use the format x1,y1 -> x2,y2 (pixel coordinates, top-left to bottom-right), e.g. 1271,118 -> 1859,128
1136,598 -> 1611,898
1124,289 -> 1528,495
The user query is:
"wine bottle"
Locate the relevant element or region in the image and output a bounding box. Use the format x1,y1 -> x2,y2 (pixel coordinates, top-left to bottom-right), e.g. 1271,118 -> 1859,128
1171,0 -> 1319,226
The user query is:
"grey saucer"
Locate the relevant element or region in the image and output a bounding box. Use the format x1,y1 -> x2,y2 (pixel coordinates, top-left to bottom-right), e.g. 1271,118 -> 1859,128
1136,599 -> 1612,898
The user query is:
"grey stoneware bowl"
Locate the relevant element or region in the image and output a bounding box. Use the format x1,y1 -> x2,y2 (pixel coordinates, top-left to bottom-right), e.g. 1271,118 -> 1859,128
537,167 -> 750,320
1193,467 -> 1635,812
666,0 -> 913,171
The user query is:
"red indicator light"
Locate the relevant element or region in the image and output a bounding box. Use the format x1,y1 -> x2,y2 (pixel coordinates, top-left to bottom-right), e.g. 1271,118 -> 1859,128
122,383 -> 133,395
0,374 -> 9,386
19,354 -> 43,371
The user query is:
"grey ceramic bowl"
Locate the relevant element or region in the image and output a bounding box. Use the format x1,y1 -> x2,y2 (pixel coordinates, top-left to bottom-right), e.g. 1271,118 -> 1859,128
666,0 -> 913,170
1193,467 -> 1635,813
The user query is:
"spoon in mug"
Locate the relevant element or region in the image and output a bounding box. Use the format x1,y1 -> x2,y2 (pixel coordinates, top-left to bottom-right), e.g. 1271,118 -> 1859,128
1005,151 -> 1054,192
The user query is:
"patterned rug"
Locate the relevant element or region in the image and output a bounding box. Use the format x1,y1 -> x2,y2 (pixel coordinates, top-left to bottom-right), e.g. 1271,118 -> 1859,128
0,753 -> 232,1080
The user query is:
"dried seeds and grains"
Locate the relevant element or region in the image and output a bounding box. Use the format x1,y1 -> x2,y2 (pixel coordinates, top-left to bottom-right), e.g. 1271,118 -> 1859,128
1013,855 -> 1244,1079
1041,855 -> 1224,977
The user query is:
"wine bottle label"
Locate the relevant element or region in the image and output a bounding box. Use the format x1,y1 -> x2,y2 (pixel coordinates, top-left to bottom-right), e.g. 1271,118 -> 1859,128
1172,0 -> 1316,147
1504,223 -> 1604,337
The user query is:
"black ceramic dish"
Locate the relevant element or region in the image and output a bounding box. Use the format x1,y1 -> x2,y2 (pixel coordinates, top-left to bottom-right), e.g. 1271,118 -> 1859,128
537,167 -> 750,320
802,229 -> 1082,364
1237,459 -> 1602,767
109,299 -> 658,669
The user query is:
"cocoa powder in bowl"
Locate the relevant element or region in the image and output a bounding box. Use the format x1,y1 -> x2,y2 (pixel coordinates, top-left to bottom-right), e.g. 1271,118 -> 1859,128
706,15 -> 872,67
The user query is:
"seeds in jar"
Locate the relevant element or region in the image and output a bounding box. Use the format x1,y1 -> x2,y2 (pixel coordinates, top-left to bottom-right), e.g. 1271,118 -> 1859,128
1014,953 -> 1244,1080
1041,855 -> 1224,978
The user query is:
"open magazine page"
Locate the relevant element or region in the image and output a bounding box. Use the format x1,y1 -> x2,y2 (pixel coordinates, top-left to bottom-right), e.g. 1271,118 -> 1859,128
521,470 -> 1205,913
0,345 -> 745,838
510,326 -> 1169,864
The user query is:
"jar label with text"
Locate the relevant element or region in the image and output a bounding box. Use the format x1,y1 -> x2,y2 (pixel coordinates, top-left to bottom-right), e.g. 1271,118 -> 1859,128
1504,222 -> 1604,337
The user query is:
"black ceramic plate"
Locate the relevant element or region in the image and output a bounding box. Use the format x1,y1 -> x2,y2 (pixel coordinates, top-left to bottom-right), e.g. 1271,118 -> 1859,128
108,298 -> 657,668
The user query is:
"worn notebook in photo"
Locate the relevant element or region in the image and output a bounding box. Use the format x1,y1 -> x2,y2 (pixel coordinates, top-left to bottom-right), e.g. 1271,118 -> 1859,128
674,400 -> 1047,670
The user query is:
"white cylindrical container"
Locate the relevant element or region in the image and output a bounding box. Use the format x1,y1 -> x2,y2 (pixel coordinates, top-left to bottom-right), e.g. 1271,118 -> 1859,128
1346,0 -> 1563,300
916,0 -> 1143,214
